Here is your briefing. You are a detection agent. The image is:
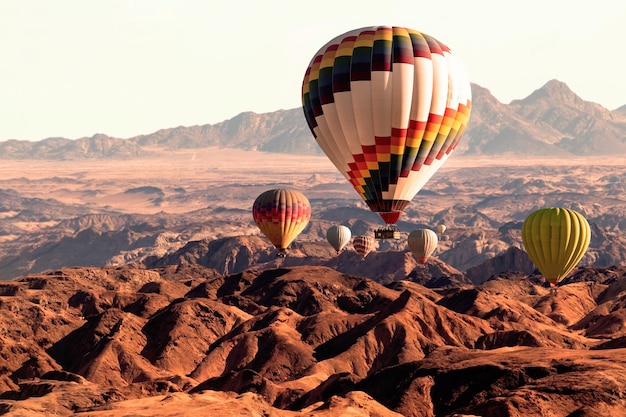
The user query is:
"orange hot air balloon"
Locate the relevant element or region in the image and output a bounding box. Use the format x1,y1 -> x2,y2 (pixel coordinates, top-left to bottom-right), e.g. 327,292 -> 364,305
302,26 -> 471,232
407,229 -> 438,264
252,189 -> 311,256
352,235 -> 375,259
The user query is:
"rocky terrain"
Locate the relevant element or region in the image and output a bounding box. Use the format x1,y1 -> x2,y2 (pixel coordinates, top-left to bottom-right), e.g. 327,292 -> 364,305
1,262 -> 626,416
0,79 -> 625,282
0,149 -> 624,282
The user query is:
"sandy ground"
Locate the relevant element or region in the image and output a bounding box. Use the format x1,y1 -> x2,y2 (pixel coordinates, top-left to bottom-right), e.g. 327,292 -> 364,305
0,149 -> 340,214
2,148 -> 624,215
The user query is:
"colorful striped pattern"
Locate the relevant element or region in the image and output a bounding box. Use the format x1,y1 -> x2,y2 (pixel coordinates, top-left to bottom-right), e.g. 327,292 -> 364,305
352,235 -> 375,259
252,189 -> 311,252
521,208 -> 591,286
302,26 -> 471,224
407,228 -> 438,264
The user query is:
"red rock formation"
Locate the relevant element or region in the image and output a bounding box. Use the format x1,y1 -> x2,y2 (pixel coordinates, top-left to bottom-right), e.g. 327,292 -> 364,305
1,263 -> 626,416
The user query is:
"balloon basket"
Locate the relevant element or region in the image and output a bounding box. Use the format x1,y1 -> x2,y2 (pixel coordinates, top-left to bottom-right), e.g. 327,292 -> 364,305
374,226 -> 401,240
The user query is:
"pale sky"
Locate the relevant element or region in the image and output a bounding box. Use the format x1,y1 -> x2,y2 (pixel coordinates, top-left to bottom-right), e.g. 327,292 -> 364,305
2,0 -> 625,141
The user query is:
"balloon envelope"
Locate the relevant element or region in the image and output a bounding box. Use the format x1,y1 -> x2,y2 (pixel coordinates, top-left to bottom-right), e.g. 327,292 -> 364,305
252,189 -> 311,253
326,225 -> 352,253
521,207 -> 591,286
302,26 -> 472,225
437,224 -> 446,234
352,235 -> 375,259
407,229 -> 438,264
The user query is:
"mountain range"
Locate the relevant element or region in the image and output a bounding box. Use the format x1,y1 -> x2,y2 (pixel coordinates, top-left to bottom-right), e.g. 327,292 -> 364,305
2,79 -> 626,158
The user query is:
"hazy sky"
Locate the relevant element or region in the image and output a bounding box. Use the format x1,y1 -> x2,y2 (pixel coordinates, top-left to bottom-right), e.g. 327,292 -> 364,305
2,1 -> 625,141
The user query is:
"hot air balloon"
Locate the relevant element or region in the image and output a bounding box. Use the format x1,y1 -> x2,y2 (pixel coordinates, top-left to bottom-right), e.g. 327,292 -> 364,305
352,235 -> 375,259
326,224 -> 352,253
521,207 -> 591,286
252,189 -> 311,257
437,224 -> 446,234
302,26 -> 471,239
407,229 -> 438,264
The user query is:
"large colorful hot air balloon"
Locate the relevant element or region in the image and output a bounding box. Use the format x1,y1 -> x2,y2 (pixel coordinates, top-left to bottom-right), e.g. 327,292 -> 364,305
302,26 -> 471,236
407,229 -> 438,264
352,235 -> 375,259
252,189 -> 311,256
326,224 -> 352,253
521,207 -> 591,286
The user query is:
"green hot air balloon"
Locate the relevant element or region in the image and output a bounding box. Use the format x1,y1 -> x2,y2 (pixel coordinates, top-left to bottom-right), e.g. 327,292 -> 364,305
326,225 -> 352,254
521,207 -> 591,286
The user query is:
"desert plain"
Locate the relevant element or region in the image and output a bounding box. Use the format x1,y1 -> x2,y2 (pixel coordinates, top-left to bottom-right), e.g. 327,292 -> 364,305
2,148 -> 623,214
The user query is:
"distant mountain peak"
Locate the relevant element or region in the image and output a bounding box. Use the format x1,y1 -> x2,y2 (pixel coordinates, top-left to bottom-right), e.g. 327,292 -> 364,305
515,79 -> 580,105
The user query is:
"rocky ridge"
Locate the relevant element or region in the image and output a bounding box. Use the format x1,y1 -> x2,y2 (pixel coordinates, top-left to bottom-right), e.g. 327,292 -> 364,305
1,263 -> 626,415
